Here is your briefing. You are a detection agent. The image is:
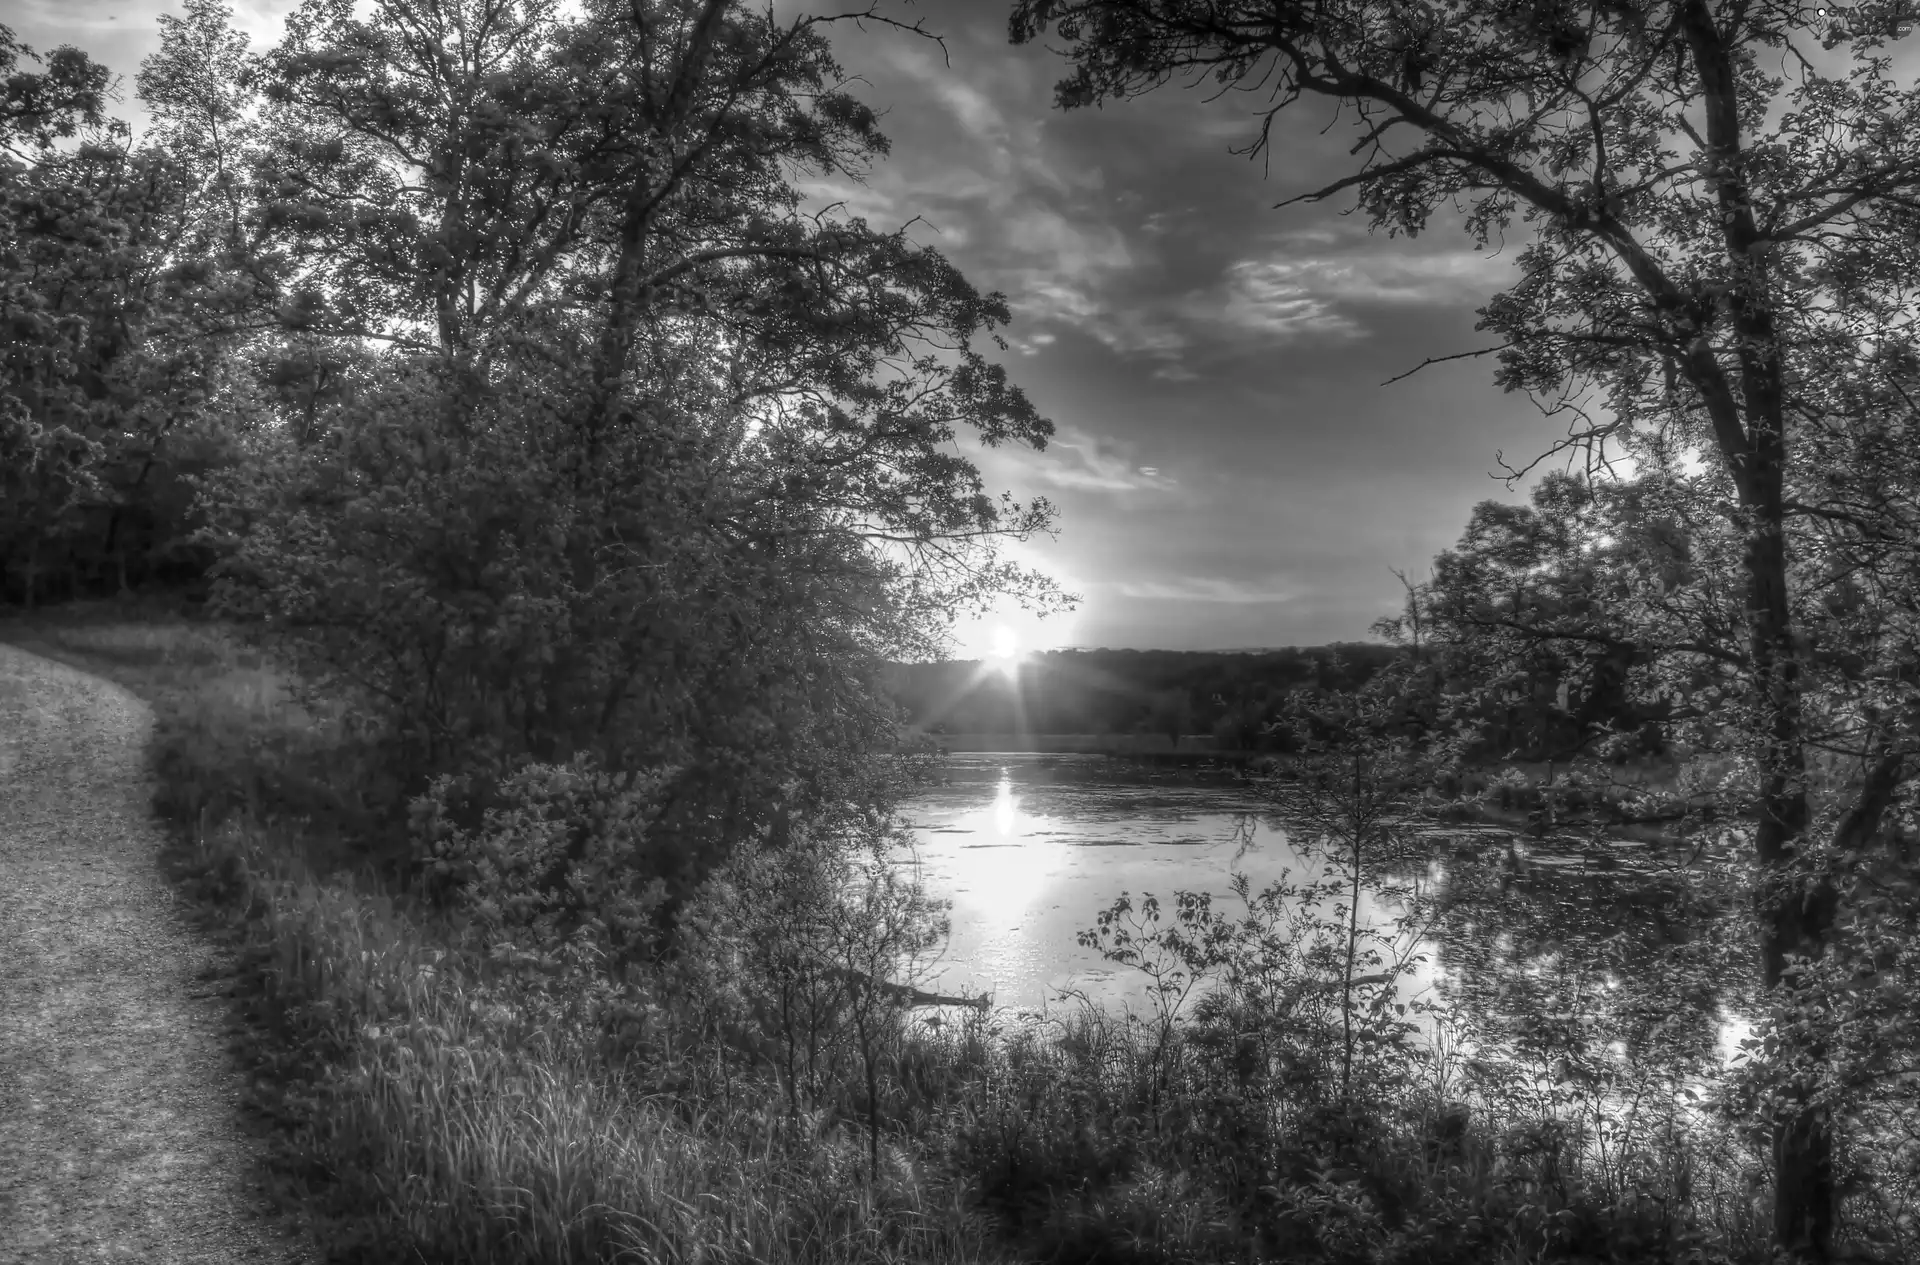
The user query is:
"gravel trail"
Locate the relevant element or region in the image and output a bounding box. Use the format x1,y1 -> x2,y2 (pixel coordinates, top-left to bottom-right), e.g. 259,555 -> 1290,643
0,642 -> 314,1264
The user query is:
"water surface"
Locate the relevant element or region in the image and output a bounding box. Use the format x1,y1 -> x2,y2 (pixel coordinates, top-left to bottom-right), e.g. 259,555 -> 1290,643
898,754 -> 1424,1014
896,753 -> 1751,1077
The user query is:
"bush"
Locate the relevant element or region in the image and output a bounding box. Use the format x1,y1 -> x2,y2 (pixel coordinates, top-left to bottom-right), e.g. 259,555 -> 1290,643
409,756 -> 674,985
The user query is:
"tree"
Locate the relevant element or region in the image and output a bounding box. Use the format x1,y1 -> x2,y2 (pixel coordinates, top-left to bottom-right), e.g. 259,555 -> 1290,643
136,0 -> 261,255
1404,470 -> 1748,767
199,0 -> 1068,909
0,5 -> 276,609
242,0 -> 1061,622
1273,680 -> 1428,1104
0,25 -> 110,160
0,132 -> 258,605
1009,0 -> 1920,1257
0,27 -> 112,605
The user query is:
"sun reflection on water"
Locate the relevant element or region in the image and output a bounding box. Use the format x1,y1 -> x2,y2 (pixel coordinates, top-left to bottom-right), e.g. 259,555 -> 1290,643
993,773 -> 1019,836
935,771 -> 1064,925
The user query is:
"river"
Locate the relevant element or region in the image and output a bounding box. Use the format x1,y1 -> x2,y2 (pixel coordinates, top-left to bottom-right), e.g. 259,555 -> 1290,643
896,753 -> 1753,1073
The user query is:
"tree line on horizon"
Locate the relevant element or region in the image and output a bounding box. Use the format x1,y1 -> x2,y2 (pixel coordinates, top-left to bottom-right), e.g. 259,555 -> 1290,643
883,643 -> 1396,746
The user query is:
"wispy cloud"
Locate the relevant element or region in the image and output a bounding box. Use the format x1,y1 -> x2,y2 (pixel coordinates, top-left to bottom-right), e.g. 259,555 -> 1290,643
1088,307 -> 1190,358
1114,576 -> 1300,604
796,36 -> 1138,343
1072,255 -> 1365,377
1244,250 -> 1514,305
1031,428 -> 1178,493
1216,259 -> 1366,341
1062,243 -> 1512,377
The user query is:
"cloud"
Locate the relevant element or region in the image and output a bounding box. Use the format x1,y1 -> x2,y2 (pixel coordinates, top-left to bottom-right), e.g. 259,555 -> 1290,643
1064,243 -> 1514,377
1243,251 -> 1514,305
925,73 -> 1001,146
1087,307 -> 1190,358
1216,259 -> 1366,341
879,41 -> 1092,200
1114,576 -> 1300,604
1030,428 -> 1178,493
792,26 -> 1507,383
994,209 -> 1139,330
792,37 -> 1139,347
1070,254 -> 1366,376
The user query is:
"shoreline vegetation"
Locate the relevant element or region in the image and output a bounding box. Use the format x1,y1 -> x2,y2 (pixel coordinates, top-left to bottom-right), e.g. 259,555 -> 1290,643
6,598 -> 1881,1265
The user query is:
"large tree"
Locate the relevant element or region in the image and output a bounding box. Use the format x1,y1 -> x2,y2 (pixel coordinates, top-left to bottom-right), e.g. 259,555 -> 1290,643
196,0 -> 1066,903
241,0 -> 1059,623
1009,0 -> 1920,1258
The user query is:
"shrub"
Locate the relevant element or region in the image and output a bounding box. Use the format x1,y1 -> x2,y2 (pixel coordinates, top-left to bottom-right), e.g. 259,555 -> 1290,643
409,756 -> 674,986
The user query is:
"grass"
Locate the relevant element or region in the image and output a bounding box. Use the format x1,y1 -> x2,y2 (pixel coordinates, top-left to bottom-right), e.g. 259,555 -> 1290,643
2,600 -> 1011,1264
7,599 -> 1906,1265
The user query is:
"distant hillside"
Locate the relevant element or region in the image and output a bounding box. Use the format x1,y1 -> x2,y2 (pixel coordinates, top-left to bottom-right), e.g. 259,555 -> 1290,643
882,643 -> 1400,749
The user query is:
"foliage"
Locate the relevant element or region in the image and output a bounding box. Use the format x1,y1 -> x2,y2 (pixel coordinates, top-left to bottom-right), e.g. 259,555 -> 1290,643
670,819 -> 954,1180
0,7 -> 266,608
158,0 -> 1070,919
197,341 -> 920,895
410,756 -> 675,983
0,24 -> 110,159
241,0 -> 1062,623
1007,1 -> 1920,1255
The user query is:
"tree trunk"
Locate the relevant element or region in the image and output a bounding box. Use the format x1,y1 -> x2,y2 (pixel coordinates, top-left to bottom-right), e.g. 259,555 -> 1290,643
1664,5 -> 1837,1246
1341,768 -> 1363,1102
1742,418 -> 1829,1262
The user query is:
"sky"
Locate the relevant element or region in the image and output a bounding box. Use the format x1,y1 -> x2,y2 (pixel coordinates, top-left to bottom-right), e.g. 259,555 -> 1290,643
8,0 -> 1590,655
784,2 -> 1560,657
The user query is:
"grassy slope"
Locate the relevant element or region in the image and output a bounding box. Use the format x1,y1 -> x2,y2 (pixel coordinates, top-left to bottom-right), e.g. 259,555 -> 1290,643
0,602 -> 1002,1265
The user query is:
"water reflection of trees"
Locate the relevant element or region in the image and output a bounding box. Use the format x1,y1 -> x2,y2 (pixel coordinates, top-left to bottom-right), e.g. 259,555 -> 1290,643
1408,833 -> 1764,1208
1236,794 -> 1768,1183
1430,837 -> 1751,1059
1170,806 -> 1755,1108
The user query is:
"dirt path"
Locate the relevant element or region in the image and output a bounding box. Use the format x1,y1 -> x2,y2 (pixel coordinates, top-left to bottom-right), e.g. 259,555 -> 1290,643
0,643 -> 315,1264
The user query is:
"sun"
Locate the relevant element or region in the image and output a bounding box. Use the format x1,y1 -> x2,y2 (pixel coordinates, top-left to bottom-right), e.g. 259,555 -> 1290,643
987,623 -> 1023,674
